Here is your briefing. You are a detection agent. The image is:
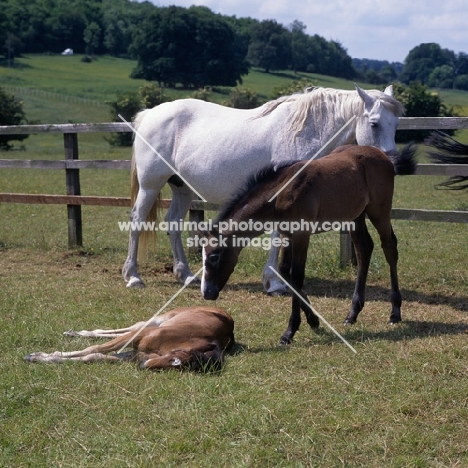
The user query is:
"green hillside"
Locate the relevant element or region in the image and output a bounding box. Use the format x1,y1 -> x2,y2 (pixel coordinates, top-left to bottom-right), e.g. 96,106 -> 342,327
0,54 -> 381,123
1,54 -> 468,126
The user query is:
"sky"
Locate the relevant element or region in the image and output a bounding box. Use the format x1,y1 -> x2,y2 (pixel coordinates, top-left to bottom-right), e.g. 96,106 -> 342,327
149,0 -> 468,63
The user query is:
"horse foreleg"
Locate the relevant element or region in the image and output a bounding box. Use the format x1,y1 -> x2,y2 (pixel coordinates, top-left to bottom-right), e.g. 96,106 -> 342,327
344,214 -> 374,324
262,232 -> 289,295
280,234 -> 315,345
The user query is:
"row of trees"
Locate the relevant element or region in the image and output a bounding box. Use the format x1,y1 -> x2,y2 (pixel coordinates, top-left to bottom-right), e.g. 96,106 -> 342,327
1,0 -> 355,86
400,43 -> 468,90
354,43 -> 468,91
2,1 -> 467,90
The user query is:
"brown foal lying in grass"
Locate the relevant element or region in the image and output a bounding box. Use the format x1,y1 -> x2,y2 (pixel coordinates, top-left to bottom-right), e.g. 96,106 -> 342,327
25,306 -> 235,371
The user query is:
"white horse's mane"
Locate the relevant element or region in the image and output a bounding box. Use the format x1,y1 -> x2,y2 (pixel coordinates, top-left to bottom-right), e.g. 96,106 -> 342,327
258,87 -> 405,136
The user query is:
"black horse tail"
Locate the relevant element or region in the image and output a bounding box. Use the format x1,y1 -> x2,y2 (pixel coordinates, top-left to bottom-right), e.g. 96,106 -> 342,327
391,142 -> 417,176
425,131 -> 468,190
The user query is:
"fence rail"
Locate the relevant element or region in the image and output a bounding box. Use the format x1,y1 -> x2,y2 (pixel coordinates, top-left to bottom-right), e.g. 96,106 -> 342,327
1,118 -> 468,259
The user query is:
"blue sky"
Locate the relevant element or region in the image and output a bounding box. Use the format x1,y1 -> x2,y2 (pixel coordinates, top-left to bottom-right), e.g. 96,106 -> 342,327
149,0 -> 468,63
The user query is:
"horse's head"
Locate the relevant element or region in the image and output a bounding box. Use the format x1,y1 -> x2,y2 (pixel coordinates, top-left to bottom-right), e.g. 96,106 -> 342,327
355,85 -> 404,157
200,232 -> 240,301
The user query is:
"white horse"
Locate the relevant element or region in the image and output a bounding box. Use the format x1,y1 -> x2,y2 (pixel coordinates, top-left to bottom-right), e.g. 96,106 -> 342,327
122,85 -> 405,293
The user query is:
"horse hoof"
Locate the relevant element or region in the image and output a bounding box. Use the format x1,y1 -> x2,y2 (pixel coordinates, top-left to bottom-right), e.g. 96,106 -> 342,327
279,336 -> 292,345
126,278 -> 145,289
343,319 -> 356,326
266,290 -> 290,297
389,318 -> 401,325
25,353 -> 40,362
184,276 -> 201,286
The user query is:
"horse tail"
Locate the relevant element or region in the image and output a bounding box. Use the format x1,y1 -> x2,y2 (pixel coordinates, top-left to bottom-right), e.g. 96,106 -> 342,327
426,131 -> 468,159
392,142 -> 417,176
425,131 -> 468,190
131,109 -> 160,261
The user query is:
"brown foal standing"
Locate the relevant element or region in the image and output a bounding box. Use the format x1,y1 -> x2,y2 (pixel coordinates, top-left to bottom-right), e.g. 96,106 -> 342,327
201,145 -> 416,345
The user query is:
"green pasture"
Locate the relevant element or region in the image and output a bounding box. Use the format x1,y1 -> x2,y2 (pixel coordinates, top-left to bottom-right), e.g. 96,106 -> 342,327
1,55 -> 468,467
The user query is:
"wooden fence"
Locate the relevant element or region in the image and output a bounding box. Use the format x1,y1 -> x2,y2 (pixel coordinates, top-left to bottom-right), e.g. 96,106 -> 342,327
1,118 -> 468,263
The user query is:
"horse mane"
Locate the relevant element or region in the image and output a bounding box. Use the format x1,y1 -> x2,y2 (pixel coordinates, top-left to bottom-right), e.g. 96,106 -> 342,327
217,161 -> 298,222
257,87 -> 405,136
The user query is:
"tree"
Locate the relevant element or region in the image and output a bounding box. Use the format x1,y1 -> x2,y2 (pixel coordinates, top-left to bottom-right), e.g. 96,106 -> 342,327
83,21 -> 101,56
0,87 -> 28,150
130,6 -> 248,87
454,75 -> 468,91
247,20 -> 291,72
107,84 -> 170,146
289,20 -> 308,73
428,65 -> 454,89
392,82 -> 455,142
400,43 -> 455,84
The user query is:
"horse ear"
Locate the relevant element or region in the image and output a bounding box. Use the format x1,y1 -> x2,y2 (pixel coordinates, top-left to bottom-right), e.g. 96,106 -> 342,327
384,85 -> 393,96
355,84 -> 374,108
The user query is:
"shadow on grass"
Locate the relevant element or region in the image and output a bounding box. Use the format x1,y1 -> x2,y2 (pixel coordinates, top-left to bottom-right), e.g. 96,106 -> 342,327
227,277 -> 468,314
230,320 -> 468,354
220,277 -> 468,349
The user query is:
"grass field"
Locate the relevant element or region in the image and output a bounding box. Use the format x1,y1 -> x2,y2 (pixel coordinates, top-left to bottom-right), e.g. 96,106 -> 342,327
1,55 -> 468,467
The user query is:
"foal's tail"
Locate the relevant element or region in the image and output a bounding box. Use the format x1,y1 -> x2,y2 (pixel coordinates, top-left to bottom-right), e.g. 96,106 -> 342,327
130,112 -> 160,260
391,142 -> 417,176
425,131 -> 468,190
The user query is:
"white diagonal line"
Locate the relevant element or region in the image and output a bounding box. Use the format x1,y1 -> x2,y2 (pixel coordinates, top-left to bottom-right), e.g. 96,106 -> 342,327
117,267 -> 204,353
268,115 -> 356,202
268,266 -> 357,354
119,114 -> 207,202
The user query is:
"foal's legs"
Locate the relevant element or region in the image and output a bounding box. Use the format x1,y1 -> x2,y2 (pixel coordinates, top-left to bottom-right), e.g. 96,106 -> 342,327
369,216 -> 402,324
280,234 -> 319,345
344,214 -> 374,324
25,332 -> 141,363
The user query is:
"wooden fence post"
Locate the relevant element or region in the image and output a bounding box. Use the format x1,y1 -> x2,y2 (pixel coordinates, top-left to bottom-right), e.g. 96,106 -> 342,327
63,133 -> 82,248
340,229 -> 356,267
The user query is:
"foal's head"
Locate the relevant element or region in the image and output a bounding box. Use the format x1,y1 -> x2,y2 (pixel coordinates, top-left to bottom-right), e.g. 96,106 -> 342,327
201,232 -> 241,301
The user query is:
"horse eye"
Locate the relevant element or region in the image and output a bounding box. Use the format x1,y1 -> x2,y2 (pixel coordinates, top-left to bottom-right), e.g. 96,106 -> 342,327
370,121 -> 378,128
208,252 -> 220,264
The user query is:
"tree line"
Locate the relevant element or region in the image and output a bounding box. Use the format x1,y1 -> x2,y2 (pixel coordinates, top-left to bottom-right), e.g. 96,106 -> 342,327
0,0 -> 354,87
2,1 -> 467,91
354,43 -> 468,91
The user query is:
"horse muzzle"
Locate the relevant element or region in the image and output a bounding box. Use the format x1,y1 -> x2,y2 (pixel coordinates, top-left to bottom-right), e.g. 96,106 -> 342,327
202,283 -> 220,301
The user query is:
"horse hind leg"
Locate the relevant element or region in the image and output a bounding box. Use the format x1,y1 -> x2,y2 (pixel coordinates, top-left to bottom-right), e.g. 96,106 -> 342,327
344,214 -> 374,325
25,333 -> 140,364
25,351 -> 136,364
370,217 -> 401,324
64,321 -> 148,338
122,185 -> 163,288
